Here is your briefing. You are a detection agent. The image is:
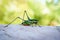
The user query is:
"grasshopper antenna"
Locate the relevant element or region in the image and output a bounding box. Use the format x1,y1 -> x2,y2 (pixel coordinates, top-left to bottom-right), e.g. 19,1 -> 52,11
24,10 -> 30,20
5,17 -> 25,27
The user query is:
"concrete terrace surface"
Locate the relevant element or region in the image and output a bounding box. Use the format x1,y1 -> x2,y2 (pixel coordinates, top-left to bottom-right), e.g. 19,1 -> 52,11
0,24 -> 60,40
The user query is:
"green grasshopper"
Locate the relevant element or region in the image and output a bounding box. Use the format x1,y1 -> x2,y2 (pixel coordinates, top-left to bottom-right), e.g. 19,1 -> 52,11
5,10 -> 38,27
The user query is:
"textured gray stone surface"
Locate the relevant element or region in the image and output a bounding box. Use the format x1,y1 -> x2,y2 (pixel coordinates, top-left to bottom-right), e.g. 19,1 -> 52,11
0,24 -> 60,40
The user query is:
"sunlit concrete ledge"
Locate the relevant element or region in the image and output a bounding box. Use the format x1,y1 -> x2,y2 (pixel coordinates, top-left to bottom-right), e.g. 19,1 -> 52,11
0,24 -> 60,40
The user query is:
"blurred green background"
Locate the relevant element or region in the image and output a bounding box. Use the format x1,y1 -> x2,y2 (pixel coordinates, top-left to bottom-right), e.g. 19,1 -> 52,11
0,0 -> 60,26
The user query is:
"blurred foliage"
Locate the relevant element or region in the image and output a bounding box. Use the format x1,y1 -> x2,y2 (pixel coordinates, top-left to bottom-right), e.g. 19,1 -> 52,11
0,0 -> 60,26
27,0 -> 60,26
